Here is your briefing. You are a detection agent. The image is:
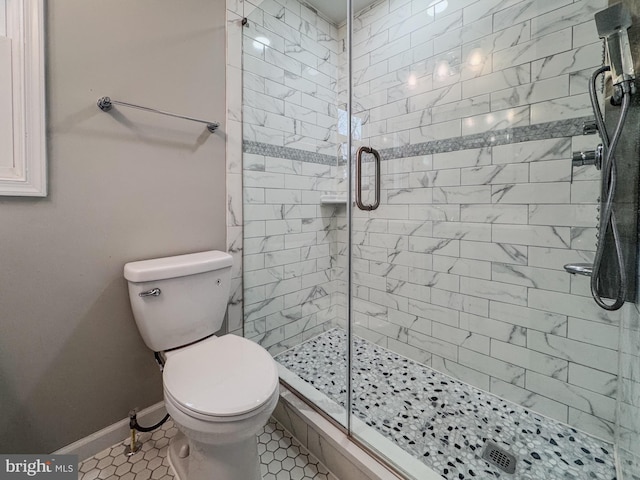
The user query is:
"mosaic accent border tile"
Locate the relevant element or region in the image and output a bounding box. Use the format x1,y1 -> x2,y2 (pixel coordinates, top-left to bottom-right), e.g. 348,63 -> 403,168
243,116 -> 593,166
243,140 -> 337,165
376,116 -> 593,161
275,328 -> 617,480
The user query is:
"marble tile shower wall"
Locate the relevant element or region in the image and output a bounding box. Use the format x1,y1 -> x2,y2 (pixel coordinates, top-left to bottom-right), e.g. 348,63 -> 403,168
338,0 -> 622,442
241,0 -> 345,351
242,0 -> 342,155
227,0 -> 244,336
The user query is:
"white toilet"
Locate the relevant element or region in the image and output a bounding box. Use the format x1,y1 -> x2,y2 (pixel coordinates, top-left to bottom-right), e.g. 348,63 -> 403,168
124,250 -> 279,480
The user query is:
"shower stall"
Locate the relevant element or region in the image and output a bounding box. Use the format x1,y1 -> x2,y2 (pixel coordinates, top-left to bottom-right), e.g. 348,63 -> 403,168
233,0 -> 640,478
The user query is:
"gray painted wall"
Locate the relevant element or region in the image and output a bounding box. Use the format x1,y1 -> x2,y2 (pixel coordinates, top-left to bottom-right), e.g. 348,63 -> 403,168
0,0 -> 226,453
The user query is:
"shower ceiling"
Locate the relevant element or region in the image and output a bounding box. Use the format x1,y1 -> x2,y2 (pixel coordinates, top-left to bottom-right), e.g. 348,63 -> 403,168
303,0 -> 378,24
303,0 -> 450,25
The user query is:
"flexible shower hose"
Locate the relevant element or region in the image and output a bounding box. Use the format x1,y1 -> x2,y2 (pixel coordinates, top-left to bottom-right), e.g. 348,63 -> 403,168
588,65 -> 631,311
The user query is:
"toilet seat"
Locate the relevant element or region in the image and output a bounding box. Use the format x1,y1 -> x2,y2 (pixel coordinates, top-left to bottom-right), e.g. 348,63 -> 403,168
163,334 -> 279,418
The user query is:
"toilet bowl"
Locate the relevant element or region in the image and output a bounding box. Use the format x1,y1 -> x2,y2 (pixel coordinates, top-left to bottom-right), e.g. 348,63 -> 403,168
124,251 -> 279,480
163,335 -> 278,480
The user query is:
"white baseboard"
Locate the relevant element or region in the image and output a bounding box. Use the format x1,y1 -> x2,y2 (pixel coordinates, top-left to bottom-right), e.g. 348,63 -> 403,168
53,402 -> 167,461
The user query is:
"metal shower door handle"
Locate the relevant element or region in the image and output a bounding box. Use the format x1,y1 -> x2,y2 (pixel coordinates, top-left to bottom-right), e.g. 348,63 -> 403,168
355,146 -> 381,211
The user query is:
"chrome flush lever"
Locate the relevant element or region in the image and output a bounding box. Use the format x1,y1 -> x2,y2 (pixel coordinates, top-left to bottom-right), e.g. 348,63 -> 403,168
139,288 -> 161,297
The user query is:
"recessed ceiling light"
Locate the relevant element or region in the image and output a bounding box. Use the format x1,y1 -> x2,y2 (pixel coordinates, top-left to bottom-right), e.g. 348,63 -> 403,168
252,36 -> 270,51
468,48 -> 484,67
427,0 -> 448,16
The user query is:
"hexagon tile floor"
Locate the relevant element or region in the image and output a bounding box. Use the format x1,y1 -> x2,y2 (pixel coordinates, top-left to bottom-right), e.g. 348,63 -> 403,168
78,418 -> 337,480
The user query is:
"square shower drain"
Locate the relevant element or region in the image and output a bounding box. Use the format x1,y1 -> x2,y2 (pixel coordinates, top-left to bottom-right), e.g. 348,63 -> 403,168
482,441 -> 517,474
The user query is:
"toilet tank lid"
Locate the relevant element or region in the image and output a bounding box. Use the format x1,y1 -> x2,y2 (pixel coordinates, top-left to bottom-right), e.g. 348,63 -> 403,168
124,250 -> 233,283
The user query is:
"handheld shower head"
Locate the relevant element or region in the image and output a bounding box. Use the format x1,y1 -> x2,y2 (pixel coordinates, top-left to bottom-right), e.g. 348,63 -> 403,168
595,3 -> 636,86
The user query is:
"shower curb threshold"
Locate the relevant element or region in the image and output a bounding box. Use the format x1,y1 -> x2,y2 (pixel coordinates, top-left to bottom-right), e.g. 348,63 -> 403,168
273,379 -> 441,480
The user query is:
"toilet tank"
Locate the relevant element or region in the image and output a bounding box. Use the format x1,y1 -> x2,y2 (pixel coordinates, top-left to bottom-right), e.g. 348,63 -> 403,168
124,250 -> 233,352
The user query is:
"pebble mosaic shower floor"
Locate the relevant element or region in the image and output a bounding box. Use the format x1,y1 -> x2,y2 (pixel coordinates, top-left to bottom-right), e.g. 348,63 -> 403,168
78,418 -> 336,480
275,328 -> 616,480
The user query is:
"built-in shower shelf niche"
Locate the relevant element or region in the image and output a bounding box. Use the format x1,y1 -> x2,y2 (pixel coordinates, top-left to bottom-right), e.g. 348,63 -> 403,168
320,194 -> 348,205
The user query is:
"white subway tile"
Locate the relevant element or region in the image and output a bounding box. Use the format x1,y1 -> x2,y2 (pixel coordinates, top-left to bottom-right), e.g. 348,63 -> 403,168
433,322 -> 490,354
490,301 -> 567,335
528,246 -> 593,271
491,75 -> 569,110
525,371 -> 615,422
460,164 -> 529,185
489,379 -> 569,423
244,220 -> 266,238
492,224 -> 570,248
531,42 -> 602,80
433,221 -> 491,242
462,0 -> 522,25
432,357 -> 491,391
492,182 -> 570,204
434,185 -> 492,204
431,95 -> 491,123
492,0 -> 572,33
530,92 -> 592,124
459,348 -> 525,386
567,408 -> 614,442
572,20 -> 599,48
567,317 -> 619,350
387,188 -> 433,205
459,312 -> 526,345
408,297 -> 459,328
409,267 -> 460,292
409,236 -> 460,256
433,255 -> 492,280
529,159 -> 571,183
570,180 -> 599,204
388,307 -> 431,335
527,330 -> 618,374
408,83 -> 462,112
492,137 -> 571,164
492,338 -> 569,380
388,338 -> 433,365
460,240 -> 527,265
410,119 -> 462,144
389,250 -> 433,270
434,16 -> 492,55
431,288 -> 490,316
530,0 -> 608,39
409,204 -> 460,222
460,277 -> 527,306
528,288 -> 620,325
460,204 -> 528,224
434,147 -> 491,170
492,263 -> 570,292
568,363 -> 617,397
462,106 -> 530,136
529,204 -> 598,227
493,28 -> 572,71
409,169 -> 461,188
407,329 -> 458,361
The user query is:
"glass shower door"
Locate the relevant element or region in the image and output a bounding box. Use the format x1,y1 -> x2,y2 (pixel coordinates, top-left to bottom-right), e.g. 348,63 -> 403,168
239,0 -> 639,478
346,0 -> 631,478
240,0 -> 350,427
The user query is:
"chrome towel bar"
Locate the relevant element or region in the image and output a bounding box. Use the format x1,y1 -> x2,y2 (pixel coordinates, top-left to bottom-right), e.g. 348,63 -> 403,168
97,96 -> 220,132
